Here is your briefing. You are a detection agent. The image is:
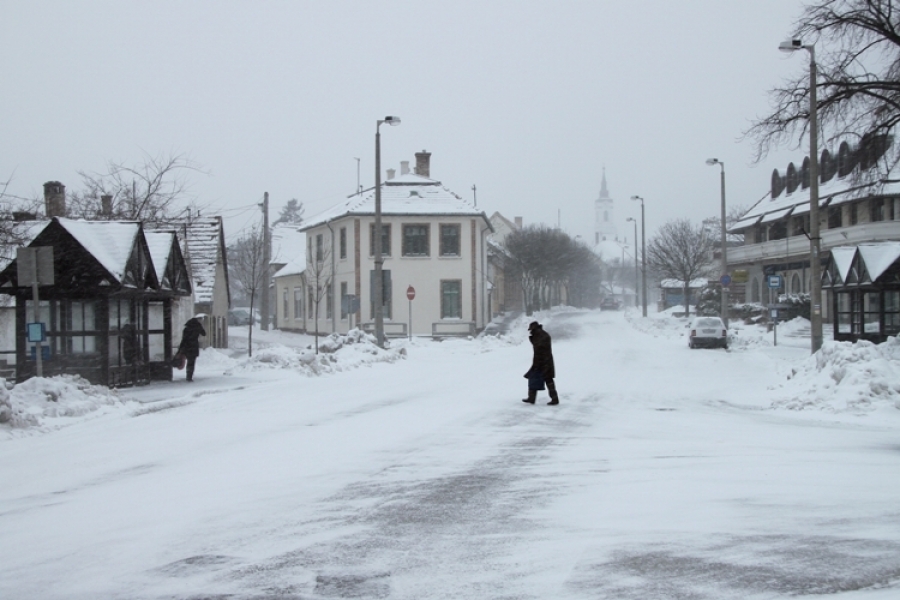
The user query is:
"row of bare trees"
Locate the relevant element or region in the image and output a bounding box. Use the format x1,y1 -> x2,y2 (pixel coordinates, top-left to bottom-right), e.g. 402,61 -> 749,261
504,225 -> 602,314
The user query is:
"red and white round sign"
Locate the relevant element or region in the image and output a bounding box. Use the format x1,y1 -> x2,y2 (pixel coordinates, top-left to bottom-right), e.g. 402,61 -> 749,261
406,286 -> 416,301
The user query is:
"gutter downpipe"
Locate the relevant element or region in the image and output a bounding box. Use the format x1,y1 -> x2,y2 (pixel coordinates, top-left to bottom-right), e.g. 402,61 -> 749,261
326,220 -> 337,333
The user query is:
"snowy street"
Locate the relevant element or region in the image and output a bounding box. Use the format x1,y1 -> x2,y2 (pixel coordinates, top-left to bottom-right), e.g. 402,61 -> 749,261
2,309 -> 900,599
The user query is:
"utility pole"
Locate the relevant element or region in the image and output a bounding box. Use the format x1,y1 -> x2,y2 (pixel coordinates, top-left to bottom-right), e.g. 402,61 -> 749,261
260,192 -> 271,331
472,184 -> 477,207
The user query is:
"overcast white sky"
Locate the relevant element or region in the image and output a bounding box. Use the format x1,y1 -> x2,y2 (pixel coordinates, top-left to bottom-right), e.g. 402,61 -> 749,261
2,1 -> 809,245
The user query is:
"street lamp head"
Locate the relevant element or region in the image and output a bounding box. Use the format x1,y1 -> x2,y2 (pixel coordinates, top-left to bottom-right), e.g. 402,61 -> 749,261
626,217 -> 635,222
706,158 -> 721,166
779,39 -> 804,52
384,115 -> 401,125
630,195 -> 643,202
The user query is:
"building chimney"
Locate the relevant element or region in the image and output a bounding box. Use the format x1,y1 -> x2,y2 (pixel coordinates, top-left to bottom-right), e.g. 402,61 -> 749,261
414,150 -> 431,178
515,216 -> 523,229
101,194 -> 113,216
43,181 -> 66,218
400,160 -> 410,176
386,168 -> 396,180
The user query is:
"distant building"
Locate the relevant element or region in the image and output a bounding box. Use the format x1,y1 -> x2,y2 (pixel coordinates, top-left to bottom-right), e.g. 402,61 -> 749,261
296,151 -> 493,338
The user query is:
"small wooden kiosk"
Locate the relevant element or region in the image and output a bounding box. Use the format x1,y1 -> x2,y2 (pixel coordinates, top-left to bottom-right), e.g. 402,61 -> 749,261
0,218 -> 191,386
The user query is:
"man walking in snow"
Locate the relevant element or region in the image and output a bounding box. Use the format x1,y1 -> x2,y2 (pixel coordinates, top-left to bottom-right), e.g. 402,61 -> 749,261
177,316 -> 206,382
522,321 -> 559,405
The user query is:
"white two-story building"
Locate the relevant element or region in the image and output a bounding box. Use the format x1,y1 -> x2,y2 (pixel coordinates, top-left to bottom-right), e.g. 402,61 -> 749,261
295,151 -> 493,338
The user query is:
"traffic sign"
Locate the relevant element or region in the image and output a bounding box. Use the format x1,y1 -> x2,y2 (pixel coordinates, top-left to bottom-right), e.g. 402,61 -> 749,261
406,285 -> 416,301
767,275 -> 783,289
720,274 -> 732,287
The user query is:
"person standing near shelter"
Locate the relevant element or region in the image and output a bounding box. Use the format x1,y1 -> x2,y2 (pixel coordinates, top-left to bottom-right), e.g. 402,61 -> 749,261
177,316 -> 206,382
522,321 -> 559,405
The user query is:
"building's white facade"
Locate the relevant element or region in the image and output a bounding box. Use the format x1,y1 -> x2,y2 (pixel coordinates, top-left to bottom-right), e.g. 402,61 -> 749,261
294,156 -> 493,337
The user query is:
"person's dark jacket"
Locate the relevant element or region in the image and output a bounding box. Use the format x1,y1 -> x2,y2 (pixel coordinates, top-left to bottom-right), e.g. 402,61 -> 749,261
529,324 -> 555,380
178,318 -> 207,358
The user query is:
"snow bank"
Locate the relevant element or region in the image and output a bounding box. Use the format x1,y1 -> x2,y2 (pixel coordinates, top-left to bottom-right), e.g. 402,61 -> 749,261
0,375 -> 126,432
772,336 -> 900,412
225,328 -> 405,376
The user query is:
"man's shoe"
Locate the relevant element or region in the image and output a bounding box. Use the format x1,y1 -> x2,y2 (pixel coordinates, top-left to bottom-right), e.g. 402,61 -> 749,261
522,398 -> 535,404
547,400 -> 559,405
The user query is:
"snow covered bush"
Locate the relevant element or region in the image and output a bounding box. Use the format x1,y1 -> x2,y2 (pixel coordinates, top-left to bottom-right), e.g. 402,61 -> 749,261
226,329 -> 405,376
772,336 -> 900,412
0,375 -> 123,430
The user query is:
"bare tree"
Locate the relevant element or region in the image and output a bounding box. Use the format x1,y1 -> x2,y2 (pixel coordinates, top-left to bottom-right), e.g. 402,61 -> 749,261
0,174 -> 40,266
227,226 -> 266,357
307,232 -> 333,353
646,219 -> 716,318
505,225 -> 601,314
67,151 -> 206,223
747,0 -> 900,176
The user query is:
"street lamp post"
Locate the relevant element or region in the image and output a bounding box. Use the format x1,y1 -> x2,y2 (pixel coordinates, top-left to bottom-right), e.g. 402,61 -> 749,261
780,39 -> 823,353
626,217 -> 639,309
374,115 -> 401,348
706,158 -> 729,327
630,195 -> 647,317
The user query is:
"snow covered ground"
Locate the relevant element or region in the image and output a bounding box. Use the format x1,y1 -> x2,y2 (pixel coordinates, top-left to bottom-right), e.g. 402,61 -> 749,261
1,308 -> 899,599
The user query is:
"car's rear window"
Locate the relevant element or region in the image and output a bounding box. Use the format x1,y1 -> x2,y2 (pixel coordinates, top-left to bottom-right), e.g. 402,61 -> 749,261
696,318 -> 722,327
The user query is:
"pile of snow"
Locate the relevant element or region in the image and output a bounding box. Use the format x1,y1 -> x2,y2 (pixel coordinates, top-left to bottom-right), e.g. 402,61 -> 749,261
0,375 -> 126,432
225,328 -> 405,376
772,336 -> 900,412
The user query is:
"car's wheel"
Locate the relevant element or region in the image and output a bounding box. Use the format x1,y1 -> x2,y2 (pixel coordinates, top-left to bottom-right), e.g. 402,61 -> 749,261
689,340 -> 695,349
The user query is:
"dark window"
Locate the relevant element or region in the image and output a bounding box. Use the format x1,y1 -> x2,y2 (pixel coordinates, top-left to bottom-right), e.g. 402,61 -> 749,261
340,227 -> 347,259
870,199 -> 885,222
369,224 -> 391,256
402,224 -> 430,256
441,280 -> 462,318
340,282 -> 348,319
326,283 -> 333,319
791,215 -> 809,237
828,206 -> 843,229
440,224 -> 461,256
293,287 -> 303,320
316,234 -> 324,262
768,220 -> 787,240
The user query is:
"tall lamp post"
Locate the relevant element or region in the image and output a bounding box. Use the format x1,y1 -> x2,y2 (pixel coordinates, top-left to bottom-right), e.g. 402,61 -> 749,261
780,39 -> 822,353
374,115 -> 401,348
626,217 -> 639,309
706,158 -> 729,327
630,195 -> 647,317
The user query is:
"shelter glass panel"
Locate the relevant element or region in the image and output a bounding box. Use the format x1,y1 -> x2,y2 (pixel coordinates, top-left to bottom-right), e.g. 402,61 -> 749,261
863,292 -> 881,334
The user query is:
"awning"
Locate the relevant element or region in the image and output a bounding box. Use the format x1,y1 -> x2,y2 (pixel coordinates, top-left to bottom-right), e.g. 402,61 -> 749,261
729,214 -> 762,231
759,207 -> 794,224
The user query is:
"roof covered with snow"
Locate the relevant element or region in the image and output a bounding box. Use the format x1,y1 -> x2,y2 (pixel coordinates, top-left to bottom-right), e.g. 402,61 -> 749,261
828,242 -> 900,284
156,218 -> 226,305
57,219 -> 140,282
731,163 -> 900,233
144,231 -> 176,283
301,174 -> 490,231
271,225 -> 307,268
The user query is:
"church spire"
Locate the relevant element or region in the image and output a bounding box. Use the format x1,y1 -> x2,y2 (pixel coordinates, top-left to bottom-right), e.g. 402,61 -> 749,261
599,167 -> 610,199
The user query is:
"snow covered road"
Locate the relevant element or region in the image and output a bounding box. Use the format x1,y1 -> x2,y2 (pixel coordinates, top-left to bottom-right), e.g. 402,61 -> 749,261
2,309 -> 899,599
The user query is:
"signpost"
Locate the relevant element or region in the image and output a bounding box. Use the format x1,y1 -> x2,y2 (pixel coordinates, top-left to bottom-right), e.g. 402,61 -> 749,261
17,247 -> 54,377
406,285 -> 415,340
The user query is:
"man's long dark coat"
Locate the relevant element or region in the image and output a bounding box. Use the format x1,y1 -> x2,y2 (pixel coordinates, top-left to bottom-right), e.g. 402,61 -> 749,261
529,325 -> 555,380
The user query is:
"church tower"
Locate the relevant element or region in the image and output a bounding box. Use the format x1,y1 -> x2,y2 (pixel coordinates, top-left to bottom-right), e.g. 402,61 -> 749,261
594,168 -> 617,244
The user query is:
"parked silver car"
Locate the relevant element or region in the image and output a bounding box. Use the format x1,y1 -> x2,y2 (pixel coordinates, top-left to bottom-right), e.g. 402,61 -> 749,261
688,316 -> 728,349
